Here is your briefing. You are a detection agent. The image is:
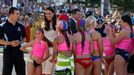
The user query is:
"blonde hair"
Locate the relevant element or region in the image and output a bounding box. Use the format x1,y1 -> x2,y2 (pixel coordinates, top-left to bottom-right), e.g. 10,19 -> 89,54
85,16 -> 97,30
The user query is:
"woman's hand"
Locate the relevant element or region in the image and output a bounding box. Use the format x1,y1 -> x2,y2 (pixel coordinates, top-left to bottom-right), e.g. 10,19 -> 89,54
102,55 -> 114,60
102,56 -> 110,60
105,25 -> 112,34
49,58 -> 54,63
49,58 -> 57,64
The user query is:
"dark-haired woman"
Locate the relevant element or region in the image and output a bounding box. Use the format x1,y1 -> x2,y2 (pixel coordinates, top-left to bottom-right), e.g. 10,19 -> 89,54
51,20 -> 74,75
106,15 -> 133,75
85,16 -> 103,75
42,6 -> 57,46
103,24 -> 115,75
73,19 -> 93,75
41,6 -> 58,75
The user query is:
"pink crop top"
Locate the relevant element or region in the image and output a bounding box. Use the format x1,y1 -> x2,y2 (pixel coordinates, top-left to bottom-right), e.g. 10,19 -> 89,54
116,38 -> 132,53
89,29 -> 99,50
76,40 -> 90,56
103,37 -> 114,56
58,35 -> 72,51
93,41 -> 99,50
31,39 -> 46,59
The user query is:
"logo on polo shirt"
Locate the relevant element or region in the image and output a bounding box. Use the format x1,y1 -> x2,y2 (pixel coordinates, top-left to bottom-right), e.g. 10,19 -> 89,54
18,27 -> 21,31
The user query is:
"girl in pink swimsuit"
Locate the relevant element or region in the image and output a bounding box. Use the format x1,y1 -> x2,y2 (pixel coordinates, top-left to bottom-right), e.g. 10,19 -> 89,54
102,25 -> 115,75
20,28 -> 49,75
106,15 -> 133,75
51,20 -> 74,75
73,19 -> 93,75
85,16 -> 103,75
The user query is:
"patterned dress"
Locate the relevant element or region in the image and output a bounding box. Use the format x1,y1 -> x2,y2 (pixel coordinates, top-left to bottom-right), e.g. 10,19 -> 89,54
42,21 -> 58,74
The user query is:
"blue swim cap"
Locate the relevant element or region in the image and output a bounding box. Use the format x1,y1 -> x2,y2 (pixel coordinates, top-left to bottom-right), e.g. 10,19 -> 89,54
77,18 -> 85,28
62,20 -> 68,30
